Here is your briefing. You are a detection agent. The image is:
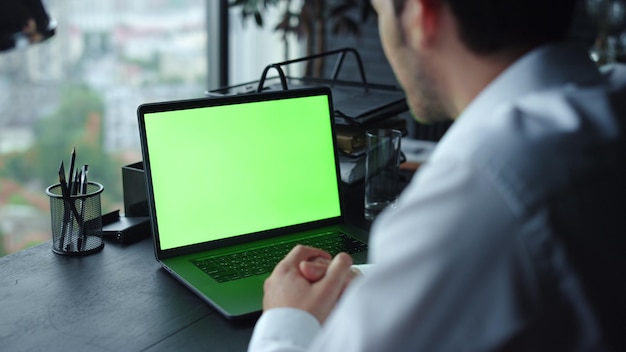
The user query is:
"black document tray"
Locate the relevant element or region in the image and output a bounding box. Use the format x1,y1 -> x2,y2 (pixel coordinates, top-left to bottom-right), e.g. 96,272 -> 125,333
207,48 -> 408,127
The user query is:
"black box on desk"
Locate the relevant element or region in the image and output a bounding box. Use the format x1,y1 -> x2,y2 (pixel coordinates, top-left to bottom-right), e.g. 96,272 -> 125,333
122,161 -> 149,217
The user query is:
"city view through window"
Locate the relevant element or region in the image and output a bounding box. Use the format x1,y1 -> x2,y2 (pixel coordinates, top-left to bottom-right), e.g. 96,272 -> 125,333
0,0 -> 299,257
0,0 -> 210,256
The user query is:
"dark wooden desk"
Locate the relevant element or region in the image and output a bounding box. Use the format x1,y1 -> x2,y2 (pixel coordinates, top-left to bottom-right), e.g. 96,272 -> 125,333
0,236 -> 257,351
0,182 -> 382,352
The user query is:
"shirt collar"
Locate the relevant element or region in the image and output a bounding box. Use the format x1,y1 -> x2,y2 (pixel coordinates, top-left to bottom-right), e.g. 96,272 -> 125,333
459,42 -> 602,124
433,42 -> 602,155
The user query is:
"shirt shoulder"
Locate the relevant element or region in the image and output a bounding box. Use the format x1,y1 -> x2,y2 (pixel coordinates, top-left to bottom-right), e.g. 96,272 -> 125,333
432,81 -> 626,218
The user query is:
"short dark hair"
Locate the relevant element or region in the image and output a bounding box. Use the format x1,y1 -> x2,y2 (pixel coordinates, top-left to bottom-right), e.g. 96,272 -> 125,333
393,0 -> 579,54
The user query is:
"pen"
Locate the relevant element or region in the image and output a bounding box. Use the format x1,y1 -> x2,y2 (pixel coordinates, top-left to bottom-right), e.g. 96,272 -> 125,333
81,165 -> 88,194
68,147 -> 76,195
71,169 -> 80,196
58,161 -> 69,250
75,168 -> 83,250
79,165 -> 88,250
59,161 -> 82,251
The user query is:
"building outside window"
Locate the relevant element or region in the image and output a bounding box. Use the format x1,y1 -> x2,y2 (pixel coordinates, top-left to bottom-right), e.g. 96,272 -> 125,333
0,0 -> 292,257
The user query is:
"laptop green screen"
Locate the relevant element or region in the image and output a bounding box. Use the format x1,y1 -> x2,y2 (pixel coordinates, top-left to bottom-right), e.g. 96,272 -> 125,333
143,93 -> 342,250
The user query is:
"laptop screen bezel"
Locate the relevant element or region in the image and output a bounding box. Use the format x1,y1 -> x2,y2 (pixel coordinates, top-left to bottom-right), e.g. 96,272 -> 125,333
137,87 -> 347,260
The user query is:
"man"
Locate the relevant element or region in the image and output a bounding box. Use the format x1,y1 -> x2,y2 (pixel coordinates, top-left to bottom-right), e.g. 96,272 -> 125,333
249,0 -> 626,350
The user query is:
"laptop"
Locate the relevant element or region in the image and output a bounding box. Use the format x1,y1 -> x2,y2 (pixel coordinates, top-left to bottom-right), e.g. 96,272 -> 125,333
137,87 -> 369,320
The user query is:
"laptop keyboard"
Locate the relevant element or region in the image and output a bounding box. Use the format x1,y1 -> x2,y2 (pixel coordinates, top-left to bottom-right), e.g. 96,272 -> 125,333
191,231 -> 367,283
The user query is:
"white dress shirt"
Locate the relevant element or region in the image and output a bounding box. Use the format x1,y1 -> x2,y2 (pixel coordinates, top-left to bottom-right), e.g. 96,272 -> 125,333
248,43 -> 626,352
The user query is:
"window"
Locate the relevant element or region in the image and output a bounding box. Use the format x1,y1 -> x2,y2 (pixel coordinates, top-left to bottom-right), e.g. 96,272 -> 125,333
0,0 -> 297,257
0,0 -> 208,256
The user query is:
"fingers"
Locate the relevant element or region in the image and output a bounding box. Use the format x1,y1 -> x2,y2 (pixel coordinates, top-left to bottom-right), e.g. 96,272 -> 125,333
263,246 -> 356,324
299,257 -> 331,282
306,253 -> 353,323
279,245 -> 332,268
299,255 -> 359,282
323,252 -> 353,290
299,252 -> 362,285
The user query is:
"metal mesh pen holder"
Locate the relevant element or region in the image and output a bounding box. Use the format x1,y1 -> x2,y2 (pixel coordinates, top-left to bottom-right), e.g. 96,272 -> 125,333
46,182 -> 105,256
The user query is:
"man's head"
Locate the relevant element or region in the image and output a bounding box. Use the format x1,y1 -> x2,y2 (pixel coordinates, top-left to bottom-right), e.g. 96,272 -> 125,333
374,0 -> 578,122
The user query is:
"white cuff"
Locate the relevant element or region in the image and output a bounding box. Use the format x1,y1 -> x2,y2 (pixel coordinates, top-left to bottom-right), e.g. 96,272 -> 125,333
248,307 -> 321,352
351,264 -> 375,277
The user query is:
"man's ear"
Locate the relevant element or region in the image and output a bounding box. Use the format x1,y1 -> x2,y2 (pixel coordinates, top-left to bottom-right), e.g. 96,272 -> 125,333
403,0 -> 442,50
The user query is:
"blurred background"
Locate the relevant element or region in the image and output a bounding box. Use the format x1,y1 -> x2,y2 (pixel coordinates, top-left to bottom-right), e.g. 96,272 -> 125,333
0,0 -> 298,256
0,0 -> 622,257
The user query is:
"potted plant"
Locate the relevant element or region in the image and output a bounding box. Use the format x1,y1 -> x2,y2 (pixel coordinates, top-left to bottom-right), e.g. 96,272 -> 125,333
230,0 -> 374,76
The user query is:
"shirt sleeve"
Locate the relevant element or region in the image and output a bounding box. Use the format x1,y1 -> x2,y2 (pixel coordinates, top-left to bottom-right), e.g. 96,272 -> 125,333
248,308 -> 321,352
351,264 -> 375,277
305,158 -> 535,351
249,157 -> 533,351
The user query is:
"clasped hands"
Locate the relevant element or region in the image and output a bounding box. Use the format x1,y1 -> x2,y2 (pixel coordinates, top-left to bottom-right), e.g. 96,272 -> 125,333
263,245 -> 360,324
